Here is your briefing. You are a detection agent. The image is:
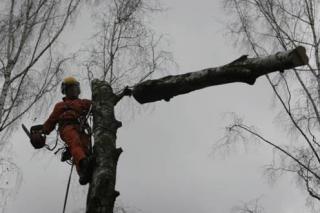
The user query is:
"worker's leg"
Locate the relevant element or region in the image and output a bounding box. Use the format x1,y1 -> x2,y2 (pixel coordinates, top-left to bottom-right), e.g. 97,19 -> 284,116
78,132 -> 95,185
79,131 -> 91,155
60,125 -> 87,172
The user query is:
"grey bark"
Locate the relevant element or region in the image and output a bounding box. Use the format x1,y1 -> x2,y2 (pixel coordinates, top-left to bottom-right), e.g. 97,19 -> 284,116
86,46 -> 308,213
87,80 -> 122,213
132,46 -> 308,104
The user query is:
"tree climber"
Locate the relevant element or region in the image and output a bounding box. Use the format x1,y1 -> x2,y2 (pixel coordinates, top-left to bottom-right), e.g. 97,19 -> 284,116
42,76 -> 94,185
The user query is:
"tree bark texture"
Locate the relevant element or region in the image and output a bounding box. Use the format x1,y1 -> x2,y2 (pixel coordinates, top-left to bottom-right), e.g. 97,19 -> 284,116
86,80 -> 122,213
132,46 -> 309,104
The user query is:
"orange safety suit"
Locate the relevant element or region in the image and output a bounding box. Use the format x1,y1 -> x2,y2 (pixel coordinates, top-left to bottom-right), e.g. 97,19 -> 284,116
43,97 -> 92,172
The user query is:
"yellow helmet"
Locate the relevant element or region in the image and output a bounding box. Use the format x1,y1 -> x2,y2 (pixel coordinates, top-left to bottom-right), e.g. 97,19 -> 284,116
63,76 -> 79,84
61,76 -> 80,94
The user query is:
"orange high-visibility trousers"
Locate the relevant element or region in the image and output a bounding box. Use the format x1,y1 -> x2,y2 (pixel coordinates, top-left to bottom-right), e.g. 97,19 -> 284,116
60,125 -> 91,172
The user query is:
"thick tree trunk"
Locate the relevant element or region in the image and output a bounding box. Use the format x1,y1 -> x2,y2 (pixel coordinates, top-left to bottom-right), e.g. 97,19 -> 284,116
86,46 -> 308,213
132,46 -> 308,104
86,80 -> 122,213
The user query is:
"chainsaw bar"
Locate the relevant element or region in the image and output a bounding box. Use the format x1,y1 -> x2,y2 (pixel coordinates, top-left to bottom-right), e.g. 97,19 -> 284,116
21,124 -> 31,139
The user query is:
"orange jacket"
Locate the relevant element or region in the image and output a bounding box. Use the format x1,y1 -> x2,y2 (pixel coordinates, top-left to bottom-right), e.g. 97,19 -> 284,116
43,97 -> 92,134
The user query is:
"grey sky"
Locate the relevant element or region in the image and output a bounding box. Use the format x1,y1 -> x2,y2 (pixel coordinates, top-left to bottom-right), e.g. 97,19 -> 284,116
4,0 -> 312,213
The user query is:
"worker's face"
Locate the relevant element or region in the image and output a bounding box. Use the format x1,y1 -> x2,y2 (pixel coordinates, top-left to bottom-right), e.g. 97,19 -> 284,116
66,84 -> 80,99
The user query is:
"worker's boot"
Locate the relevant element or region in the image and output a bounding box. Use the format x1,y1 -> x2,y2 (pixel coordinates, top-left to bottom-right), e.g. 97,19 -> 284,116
61,147 -> 71,162
78,156 -> 95,185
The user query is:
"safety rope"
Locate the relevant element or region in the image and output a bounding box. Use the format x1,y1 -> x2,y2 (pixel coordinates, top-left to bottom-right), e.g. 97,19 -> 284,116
62,162 -> 74,213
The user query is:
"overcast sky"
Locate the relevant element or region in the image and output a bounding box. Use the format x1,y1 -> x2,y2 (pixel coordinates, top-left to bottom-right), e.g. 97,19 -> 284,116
3,0 -> 313,213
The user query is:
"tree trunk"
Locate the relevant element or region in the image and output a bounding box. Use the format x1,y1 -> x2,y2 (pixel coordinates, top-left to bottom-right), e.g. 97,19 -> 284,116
86,80 -> 122,213
86,46 -> 308,213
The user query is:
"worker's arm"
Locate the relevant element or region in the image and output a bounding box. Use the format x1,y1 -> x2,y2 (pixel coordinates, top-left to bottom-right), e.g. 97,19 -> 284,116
42,103 -> 62,135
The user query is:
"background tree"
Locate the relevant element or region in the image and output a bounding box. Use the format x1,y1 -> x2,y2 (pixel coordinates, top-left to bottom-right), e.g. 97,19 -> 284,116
0,0 -> 80,139
82,0 -> 172,93
231,197 -> 264,213
219,0 -> 320,208
0,0 -> 80,211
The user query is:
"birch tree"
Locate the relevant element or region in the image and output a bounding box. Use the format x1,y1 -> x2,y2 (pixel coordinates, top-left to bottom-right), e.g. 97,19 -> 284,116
0,0 -> 80,140
81,1 -> 309,212
0,0 -> 80,211
219,0 -> 320,207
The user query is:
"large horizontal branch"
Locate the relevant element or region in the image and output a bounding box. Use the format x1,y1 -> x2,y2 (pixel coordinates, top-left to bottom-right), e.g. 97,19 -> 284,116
131,46 -> 308,104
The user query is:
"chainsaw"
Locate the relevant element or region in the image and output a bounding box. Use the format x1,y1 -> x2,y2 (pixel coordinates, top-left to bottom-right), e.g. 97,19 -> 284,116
22,124 -> 72,162
22,124 -> 46,149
